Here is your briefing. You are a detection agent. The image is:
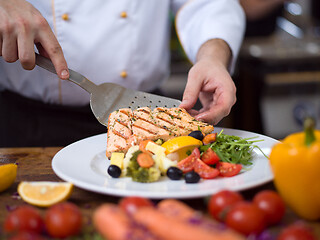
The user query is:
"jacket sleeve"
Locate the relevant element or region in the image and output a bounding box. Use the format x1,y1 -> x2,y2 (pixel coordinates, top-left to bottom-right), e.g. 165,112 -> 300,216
174,0 -> 245,73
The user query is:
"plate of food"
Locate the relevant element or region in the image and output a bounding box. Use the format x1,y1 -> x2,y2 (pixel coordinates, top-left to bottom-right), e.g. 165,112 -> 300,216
52,107 -> 279,199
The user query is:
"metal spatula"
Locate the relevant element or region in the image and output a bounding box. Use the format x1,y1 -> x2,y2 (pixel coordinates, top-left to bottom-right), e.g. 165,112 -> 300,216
35,53 -> 181,126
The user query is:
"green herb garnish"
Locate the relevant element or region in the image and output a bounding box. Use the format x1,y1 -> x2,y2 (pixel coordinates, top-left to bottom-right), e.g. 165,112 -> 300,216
199,130 -> 267,165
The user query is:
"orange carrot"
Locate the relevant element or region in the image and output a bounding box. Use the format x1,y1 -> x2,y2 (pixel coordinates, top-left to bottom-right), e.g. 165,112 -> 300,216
139,140 -> 153,153
157,199 -> 195,221
93,204 -> 159,240
133,203 -> 245,240
203,133 -> 217,145
93,204 -> 131,240
137,152 -> 154,168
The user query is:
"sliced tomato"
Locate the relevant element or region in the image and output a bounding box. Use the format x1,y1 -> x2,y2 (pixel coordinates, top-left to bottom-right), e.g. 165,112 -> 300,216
217,162 -> 242,177
177,148 -> 200,173
201,148 -> 220,165
194,159 -> 219,179
190,147 -> 200,158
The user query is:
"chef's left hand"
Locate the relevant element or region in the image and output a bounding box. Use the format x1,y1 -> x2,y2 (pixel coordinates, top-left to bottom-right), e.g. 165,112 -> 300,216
179,39 -> 236,125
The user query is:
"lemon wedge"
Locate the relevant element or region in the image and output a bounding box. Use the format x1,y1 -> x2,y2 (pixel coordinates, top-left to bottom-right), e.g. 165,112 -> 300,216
0,163 -> 17,192
161,136 -> 202,160
18,181 -> 73,207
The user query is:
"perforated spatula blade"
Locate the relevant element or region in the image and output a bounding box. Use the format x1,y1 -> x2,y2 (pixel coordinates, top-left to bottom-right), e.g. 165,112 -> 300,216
35,54 -> 181,126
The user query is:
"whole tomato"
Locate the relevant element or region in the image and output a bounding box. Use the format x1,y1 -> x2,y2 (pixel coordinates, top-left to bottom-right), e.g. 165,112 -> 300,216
277,222 -> 317,240
4,205 -> 44,234
208,190 -> 243,222
119,196 -> 154,215
253,190 -> 285,226
9,232 -> 44,240
225,201 -> 266,235
45,202 -> 82,238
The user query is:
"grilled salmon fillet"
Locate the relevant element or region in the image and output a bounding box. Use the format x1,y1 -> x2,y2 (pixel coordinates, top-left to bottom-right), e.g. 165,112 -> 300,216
106,107 -> 214,157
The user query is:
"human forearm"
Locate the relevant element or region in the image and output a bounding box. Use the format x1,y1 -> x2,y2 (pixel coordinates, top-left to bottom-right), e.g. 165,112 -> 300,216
196,39 -> 232,70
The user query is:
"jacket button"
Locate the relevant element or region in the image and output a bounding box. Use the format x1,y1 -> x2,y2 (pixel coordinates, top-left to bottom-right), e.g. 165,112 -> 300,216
62,13 -> 69,21
120,71 -> 128,78
120,11 -> 127,18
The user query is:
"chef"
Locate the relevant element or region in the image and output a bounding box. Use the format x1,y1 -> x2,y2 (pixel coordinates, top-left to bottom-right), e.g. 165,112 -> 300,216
0,0 -> 245,147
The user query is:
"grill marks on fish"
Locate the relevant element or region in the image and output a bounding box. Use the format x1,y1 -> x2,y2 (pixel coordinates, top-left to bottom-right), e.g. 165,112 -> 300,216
106,107 -> 214,157
107,109 -> 133,153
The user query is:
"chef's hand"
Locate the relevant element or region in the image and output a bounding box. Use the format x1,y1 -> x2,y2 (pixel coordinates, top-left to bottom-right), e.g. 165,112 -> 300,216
0,0 -> 69,79
179,39 -> 236,125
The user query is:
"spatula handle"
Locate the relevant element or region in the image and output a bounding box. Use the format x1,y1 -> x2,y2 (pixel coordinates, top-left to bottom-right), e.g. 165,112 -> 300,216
35,53 -> 97,94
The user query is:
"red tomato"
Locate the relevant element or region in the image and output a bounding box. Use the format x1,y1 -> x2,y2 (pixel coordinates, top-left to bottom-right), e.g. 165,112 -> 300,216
119,196 -> 154,215
9,232 -> 44,240
177,148 -> 200,173
277,222 -> 317,240
45,202 -> 82,238
217,162 -> 242,177
253,190 -> 285,226
201,148 -> 220,165
4,205 -> 44,234
225,201 -> 266,235
194,159 -> 219,179
208,190 -> 243,222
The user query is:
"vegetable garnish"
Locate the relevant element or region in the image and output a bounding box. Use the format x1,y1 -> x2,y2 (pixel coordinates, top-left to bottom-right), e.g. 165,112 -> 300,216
200,130 -> 267,166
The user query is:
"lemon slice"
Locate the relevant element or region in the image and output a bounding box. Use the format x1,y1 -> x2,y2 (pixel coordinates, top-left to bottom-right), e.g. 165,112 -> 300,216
161,136 -> 203,160
18,181 -> 73,207
0,163 -> 17,192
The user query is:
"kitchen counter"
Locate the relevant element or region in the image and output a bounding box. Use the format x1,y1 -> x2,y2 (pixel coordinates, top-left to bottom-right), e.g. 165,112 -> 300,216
0,147 -> 319,238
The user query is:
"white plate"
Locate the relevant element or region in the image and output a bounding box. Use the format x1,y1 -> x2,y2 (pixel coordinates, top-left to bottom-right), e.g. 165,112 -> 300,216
52,128 -> 279,199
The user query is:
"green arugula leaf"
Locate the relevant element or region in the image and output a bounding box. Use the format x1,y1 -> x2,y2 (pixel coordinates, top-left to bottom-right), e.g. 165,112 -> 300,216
202,130 -> 267,166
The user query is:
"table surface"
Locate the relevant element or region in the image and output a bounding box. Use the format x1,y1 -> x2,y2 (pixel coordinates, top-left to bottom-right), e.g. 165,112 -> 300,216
0,147 -> 319,239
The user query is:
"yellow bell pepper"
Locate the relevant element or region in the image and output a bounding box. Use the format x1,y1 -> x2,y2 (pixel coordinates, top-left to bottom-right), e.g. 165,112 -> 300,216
269,118 -> 320,220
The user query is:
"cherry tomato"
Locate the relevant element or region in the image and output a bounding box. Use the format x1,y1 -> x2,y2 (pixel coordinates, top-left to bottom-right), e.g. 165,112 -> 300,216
253,190 -> 285,226
177,148 -> 200,173
208,190 -> 243,222
194,159 -> 219,179
9,232 -> 44,240
119,196 -> 154,215
225,201 -> 266,235
217,162 -> 242,177
4,205 -> 44,234
277,222 -> 317,240
45,202 -> 82,238
201,148 -> 220,165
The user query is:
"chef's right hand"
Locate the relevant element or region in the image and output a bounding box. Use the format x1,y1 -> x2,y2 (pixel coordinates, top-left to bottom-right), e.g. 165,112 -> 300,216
0,0 -> 69,79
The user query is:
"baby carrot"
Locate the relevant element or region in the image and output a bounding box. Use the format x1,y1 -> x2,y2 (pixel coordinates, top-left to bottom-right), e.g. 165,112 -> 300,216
133,207 -> 245,240
139,140 -> 153,153
137,152 -> 154,168
93,204 -> 131,240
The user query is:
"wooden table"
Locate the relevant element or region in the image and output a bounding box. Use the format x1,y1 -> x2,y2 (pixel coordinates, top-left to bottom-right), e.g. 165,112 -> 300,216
0,147 -> 319,238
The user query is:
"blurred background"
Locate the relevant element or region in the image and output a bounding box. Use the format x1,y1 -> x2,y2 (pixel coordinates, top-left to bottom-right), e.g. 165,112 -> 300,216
161,0 -> 320,139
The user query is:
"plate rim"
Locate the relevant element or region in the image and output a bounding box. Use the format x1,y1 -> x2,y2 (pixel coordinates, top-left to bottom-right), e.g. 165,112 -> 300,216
52,127 -> 279,199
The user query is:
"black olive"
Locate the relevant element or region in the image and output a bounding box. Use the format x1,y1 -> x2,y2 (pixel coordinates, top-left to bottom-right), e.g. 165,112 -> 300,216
188,130 -> 204,141
167,167 -> 183,180
184,171 -> 200,183
107,165 -> 122,178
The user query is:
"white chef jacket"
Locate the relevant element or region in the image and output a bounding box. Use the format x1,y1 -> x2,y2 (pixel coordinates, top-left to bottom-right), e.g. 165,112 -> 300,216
0,0 -> 245,106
